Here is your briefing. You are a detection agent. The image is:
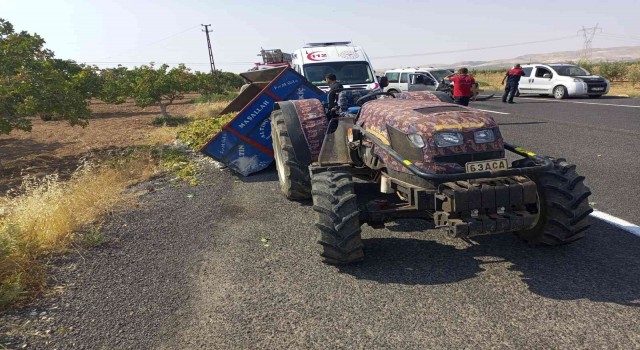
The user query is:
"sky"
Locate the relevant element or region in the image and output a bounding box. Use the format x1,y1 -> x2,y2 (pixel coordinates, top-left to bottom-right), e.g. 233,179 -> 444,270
2,0 -> 639,73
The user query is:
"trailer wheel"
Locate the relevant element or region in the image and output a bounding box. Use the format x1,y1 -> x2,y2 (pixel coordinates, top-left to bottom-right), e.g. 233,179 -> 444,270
271,110 -> 311,200
515,157 -> 593,245
311,169 -> 364,265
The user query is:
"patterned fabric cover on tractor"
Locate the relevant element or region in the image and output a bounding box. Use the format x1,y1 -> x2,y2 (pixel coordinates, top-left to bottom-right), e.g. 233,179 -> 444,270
357,99 -> 504,174
393,91 -> 442,102
290,99 -> 328,161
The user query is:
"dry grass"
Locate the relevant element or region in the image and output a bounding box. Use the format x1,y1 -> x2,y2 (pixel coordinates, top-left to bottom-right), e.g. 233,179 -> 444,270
187,101 -> 230,120
146,125 -> 180,146
0,152 -> 158,309
608,82 -> 640,97
472,71 -> 505,90
0,96 -> 235,310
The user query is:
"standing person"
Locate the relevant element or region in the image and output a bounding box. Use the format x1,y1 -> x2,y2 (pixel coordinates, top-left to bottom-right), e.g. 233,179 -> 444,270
444,68 -> 475,106
325,73 -> 343,113
501,64 -> 526,104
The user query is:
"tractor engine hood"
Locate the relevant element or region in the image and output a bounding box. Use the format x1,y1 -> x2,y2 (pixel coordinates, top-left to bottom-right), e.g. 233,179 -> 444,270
358,99 -> 504,174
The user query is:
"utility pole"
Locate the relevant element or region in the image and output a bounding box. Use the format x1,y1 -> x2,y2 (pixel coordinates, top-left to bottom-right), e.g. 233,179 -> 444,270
201,24 -> 216,75
577,24 -> 602,61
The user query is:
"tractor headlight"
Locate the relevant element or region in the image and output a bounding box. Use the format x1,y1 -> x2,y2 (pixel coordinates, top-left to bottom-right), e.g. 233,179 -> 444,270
473,129 -> 496,144
407,134 -> 425,148
434,132 -> 463,147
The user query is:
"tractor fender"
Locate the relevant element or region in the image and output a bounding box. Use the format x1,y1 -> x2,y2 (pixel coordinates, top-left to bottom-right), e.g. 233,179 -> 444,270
393,91 -> 443,102
274,99 -> 328,163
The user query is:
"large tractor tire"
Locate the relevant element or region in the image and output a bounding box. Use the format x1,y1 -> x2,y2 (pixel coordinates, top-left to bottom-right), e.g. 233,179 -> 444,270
516,157 -> 593,245
311,169 -> 364,265
271,110 -> 311,200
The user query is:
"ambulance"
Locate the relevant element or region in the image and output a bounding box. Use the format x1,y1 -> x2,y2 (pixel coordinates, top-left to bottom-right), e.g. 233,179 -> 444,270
290,42 -> 380,92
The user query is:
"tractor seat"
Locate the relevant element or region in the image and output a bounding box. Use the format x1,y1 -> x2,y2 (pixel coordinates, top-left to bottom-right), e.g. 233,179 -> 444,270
337,89 -> 375,112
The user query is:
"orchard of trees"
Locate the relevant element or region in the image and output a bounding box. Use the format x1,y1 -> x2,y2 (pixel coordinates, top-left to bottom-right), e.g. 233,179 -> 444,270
0,18 -> 244,135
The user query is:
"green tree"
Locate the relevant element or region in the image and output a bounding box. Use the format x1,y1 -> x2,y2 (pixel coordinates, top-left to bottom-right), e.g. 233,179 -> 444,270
627,63 -> 640,86
193,71 -> 245,96
0,18 -> 90,134
218,71 -> 245,90
598,61 -> 628,81
128,63 -> 195,117
575,59 -> 596,75
193,71 -> 226,95
99,66 -> 133,104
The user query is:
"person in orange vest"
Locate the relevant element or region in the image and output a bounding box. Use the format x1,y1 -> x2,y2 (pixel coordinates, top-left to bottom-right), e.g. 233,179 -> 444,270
444,68 -> 475,106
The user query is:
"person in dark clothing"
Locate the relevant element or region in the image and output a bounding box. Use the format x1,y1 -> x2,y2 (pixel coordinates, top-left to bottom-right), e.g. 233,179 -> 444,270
325,73 -> 343,113
444,67 -> 475,106
501,64 -> 526,103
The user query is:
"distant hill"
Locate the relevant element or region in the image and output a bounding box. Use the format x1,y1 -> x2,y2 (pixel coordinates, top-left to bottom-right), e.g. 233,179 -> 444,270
450,46 -> 640,70
376,46 -> 640,73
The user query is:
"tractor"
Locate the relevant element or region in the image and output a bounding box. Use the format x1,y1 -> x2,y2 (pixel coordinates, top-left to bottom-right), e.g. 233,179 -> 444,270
270,85 -> 592,265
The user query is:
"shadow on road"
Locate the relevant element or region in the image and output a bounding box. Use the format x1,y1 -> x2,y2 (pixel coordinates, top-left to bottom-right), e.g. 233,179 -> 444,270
234,164 -> 278,183
340,219 -> 640,306
339,237 -> 483,286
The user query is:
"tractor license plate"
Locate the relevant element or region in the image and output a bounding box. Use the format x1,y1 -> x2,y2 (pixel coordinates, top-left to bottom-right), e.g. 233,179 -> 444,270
465,158 -> 509,173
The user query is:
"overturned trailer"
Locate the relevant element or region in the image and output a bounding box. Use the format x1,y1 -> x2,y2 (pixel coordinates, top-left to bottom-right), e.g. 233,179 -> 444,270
201,66 -> 325,176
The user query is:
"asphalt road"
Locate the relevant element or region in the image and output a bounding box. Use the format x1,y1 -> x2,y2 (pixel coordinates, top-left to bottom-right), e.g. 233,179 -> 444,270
472,94 -> 640,223
2,96 -> 639,349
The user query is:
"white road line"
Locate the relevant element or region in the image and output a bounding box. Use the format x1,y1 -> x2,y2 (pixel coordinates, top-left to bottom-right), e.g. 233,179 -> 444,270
518,97 -> 640,108
590,210 -> 640,237
475,108 -> 510,115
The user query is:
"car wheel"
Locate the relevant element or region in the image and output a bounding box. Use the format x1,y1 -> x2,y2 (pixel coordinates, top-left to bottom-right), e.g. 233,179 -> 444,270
553,85 -> 567,99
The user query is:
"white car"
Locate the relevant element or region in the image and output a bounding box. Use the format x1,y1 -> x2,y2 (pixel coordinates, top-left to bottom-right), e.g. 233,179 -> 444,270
383,67 -> 453,93
518,64 -> 610,99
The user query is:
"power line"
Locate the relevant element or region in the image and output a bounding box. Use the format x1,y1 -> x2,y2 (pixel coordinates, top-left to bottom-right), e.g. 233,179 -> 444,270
371,36 -> 576,60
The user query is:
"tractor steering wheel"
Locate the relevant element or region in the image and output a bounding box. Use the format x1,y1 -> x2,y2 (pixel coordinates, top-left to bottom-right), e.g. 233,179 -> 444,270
355,91 -> 396,106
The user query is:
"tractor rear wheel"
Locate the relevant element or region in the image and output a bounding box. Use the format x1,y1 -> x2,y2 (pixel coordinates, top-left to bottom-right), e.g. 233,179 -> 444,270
271,110 -> 311,200
516,157 -> 593,245
311,169 -> 364,265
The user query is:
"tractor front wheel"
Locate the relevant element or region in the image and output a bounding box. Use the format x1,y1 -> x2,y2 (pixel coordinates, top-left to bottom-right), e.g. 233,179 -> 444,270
311,169 -> 364,265
516,157 -> 593,245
